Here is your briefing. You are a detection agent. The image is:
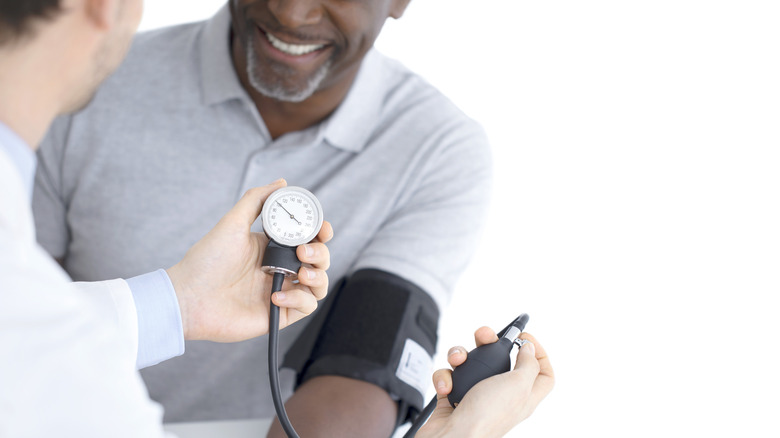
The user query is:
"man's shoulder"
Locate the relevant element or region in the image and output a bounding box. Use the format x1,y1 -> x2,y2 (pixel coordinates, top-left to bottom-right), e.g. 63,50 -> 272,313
367,51 -> 445,106
128,21 -> 204,69
95,21 -> 206,104
366,51 -> 488,143
38,21 -> 210,161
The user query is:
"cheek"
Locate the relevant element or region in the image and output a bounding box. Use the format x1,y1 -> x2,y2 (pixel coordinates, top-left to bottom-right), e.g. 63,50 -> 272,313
230,4 -> 255,44
352,21 -> 386,57
335,10 -> 387,53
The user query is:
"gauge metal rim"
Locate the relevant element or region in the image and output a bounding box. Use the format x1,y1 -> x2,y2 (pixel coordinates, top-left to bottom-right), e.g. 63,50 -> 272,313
261,186 -> 324,247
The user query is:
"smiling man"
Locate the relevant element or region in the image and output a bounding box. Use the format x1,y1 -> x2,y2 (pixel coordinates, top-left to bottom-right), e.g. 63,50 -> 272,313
32,0 -> 493,436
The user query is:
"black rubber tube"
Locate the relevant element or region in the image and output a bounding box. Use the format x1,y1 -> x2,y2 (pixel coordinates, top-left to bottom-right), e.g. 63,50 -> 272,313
269,272 -> 300,438
403,395 -> 437,438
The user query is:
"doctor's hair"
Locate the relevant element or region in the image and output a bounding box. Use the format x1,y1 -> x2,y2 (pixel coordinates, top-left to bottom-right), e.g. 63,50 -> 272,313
0,0 -> 62,45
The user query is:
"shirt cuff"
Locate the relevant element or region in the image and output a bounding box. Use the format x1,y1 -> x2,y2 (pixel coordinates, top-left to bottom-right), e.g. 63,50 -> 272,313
126,269 -> 185,369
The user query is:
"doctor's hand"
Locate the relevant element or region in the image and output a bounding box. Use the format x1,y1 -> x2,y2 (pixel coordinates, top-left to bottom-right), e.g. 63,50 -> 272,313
417,330 -> 554,438
166,179 -> 333,342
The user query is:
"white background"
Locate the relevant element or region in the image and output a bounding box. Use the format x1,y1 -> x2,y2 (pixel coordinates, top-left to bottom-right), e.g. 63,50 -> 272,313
141,1 -> 780,437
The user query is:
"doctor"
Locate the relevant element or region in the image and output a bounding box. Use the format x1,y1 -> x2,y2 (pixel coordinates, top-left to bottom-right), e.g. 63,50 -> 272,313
0,0 -> 332,435
0,0 -> 553,436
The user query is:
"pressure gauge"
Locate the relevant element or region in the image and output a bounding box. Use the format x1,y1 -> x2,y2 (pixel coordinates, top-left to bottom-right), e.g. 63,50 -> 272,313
261,186 -> 324,247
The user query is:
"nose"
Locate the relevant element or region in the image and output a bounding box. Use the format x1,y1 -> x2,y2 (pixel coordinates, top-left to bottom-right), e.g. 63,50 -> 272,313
267,0 -> 324,28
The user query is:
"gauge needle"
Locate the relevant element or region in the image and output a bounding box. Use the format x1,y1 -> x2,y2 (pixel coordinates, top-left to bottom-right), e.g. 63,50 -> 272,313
276,201 -> 301,225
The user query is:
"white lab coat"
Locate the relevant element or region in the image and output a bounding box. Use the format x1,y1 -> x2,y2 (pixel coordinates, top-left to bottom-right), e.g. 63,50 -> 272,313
0,147 -> 170,436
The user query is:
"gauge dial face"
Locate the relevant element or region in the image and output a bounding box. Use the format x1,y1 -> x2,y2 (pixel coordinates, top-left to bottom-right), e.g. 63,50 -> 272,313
261,186 -> 324,247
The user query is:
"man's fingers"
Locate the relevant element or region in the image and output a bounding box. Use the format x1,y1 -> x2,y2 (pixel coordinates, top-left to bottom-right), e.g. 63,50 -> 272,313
225,180 -> 287,229
297,242 -> 330,270
474,326 -> 499,347
297,267 -> 328,300
272,288 -> 318,317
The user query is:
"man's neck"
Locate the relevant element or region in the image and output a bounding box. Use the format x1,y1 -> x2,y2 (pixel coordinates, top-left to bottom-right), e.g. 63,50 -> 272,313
230,32 -> 360,140
0,50 -> 63,150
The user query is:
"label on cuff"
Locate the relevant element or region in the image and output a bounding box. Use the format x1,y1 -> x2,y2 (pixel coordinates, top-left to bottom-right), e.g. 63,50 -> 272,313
396,338 -> 433,396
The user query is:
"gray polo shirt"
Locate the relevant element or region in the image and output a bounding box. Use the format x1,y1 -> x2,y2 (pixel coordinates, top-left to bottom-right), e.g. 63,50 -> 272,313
33,5 -> 492,422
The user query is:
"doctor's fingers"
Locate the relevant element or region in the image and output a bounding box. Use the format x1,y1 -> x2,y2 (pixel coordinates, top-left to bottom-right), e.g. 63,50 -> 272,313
296,267 -> 329,300
314,221 -> 333,243
272,288 -> 318,319
297,241 -> 330,270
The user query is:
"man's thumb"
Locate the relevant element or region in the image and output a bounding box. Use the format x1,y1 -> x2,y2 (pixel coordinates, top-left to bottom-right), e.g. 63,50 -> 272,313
226,179 -> 287,228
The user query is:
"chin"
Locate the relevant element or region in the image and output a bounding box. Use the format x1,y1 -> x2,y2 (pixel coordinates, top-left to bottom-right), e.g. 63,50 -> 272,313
246,39 -> 332,102
63,88 -> 99,115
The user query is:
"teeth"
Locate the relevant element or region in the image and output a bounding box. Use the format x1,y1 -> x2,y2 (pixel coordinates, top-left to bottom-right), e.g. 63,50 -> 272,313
266,32 -> 324,56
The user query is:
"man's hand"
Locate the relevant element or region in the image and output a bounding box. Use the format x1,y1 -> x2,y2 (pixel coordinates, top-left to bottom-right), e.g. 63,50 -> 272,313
166,179 -> 333,342
417,329 -> 554,438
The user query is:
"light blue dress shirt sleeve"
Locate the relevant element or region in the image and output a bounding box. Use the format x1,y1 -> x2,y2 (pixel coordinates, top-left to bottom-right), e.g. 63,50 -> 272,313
126,269 -> 185,369
2,121 -> 185,370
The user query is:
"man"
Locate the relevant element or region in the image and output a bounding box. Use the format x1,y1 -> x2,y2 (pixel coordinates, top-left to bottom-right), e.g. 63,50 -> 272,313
33,0 -> 493,435
2,1 -> 554,436
0,0 -> 332,434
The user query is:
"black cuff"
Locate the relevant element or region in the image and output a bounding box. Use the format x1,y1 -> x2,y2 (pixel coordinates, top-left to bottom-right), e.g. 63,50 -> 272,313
284,269 -> 440,425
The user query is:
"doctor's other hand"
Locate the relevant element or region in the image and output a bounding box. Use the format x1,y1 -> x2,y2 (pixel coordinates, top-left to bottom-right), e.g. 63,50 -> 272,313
417,330 -> 554,438
165,179 -> 333,342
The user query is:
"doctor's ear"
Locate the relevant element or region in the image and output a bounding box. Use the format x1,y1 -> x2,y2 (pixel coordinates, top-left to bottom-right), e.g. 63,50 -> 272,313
389,0 -> 412,19
81,0 -> 121,31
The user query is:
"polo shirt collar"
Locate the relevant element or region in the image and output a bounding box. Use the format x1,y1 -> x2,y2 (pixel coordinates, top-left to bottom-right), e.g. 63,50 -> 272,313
198,5 -> 382,153
320,49 -> 384,153
200,4 -> 247,106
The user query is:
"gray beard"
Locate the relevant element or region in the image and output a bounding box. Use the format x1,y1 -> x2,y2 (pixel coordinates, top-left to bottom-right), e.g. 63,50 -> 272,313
246,37 -> 331,103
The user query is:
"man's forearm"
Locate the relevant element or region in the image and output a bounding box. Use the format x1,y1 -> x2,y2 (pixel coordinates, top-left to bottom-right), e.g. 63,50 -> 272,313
267,375 -> 398,438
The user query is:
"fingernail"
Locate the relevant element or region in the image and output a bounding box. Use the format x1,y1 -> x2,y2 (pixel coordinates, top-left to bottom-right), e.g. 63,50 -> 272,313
304,244 -> 314,257
524,341 -> 536,355
306,268 -> 316,280
436,380 -> 446,391
448,347 -> 462,357
275,292 -> 286,301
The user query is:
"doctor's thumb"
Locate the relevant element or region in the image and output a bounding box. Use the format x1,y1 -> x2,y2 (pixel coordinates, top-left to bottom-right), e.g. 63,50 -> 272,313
225,179 -> 287,229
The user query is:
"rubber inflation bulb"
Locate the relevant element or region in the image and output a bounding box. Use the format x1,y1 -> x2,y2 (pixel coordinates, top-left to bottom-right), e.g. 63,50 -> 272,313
448,338 -> 514,407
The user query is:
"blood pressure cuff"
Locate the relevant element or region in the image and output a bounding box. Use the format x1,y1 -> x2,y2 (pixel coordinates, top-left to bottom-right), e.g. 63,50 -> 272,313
283,268 -> 439,425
